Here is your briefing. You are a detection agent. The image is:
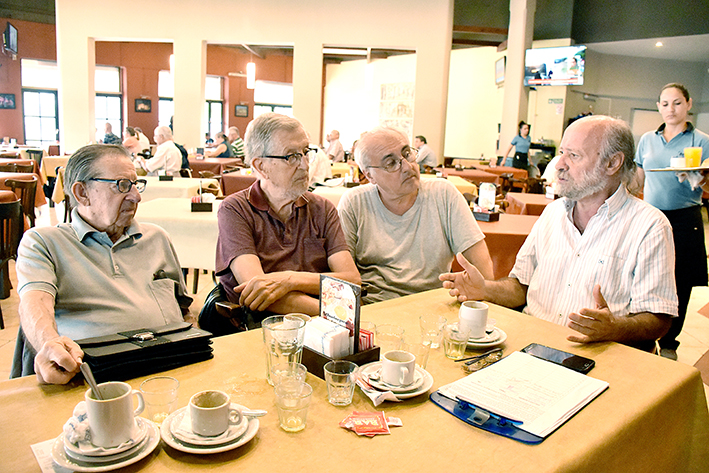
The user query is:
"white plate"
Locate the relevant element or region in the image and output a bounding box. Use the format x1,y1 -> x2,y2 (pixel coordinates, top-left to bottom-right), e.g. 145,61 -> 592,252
366,367 -> 425,393
52,419 -> 160,472
63,417 -> 148,457
648,166 -> 709,172
359,363 -> 434,400
64,434 -> 148,464
467,327 -> 507,349
170,404 -> 249,446
161,404 -> 259,454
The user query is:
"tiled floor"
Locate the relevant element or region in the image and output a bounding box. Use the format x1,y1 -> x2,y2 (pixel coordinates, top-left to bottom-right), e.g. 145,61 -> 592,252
1,202 -> 708,410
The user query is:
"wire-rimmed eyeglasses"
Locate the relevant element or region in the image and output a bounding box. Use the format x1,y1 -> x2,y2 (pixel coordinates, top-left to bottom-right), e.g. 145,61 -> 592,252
261,147 -> 318,166
89,178 -> 147,193
367,146 -> 418,173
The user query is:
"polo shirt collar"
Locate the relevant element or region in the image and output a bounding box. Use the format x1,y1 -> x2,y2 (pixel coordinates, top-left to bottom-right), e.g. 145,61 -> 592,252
247,180 -> 308,212
71,208 -> 143,244
655,121 -> 695,135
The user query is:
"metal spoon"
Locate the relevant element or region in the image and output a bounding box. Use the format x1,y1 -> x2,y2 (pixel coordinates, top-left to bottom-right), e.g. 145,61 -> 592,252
242,409 -> 267,418
79,362 -> 103,400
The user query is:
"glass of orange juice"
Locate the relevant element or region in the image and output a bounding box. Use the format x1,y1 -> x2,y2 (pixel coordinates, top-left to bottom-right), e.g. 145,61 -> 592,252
684,147 -> 702,167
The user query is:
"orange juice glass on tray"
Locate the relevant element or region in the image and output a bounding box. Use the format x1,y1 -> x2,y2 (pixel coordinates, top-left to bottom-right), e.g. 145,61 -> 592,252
684,147 -> 702,167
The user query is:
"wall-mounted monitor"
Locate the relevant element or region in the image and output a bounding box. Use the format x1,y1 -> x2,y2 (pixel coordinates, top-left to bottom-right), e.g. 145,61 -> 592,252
495,57 -> 505,85
3,22 -> 18,55
524,45 -> 586,87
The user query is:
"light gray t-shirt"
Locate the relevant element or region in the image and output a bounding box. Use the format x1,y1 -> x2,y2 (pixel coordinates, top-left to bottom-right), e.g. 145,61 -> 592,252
338,178 -> 485,303
16,210 -> 189,341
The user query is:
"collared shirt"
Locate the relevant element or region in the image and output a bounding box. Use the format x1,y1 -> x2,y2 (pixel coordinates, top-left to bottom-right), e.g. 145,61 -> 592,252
16,210 -> 189,340
326,139 -> 345,163
416,144 -> 437,169
510,186 -> 678,325
636,122 -> 709,210
103,132 -> 121,145
215,181 -> 350,304
308,145 -> 333,186
146,140 -> 182,176
231,137 -> 245,158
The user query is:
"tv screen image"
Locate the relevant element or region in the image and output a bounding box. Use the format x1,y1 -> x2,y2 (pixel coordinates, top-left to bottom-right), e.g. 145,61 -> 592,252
3,22 -> 17,55
524,45 -> 586,87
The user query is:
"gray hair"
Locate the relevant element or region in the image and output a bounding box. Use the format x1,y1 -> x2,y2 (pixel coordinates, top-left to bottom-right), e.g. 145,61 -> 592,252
244,113 -> 305,165
354,127 -> 409,170
154,125 -> 172,141
590,116 -> 637,185
64,144 -> 130,206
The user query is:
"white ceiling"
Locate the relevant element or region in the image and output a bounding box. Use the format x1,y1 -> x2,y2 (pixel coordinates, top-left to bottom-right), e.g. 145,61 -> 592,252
586,34 -> 709,63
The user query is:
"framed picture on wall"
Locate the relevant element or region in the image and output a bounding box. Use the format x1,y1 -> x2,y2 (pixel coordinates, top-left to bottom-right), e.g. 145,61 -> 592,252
135,98 -> 152,113
235,104 -> 248,117
0,94 -> 16,110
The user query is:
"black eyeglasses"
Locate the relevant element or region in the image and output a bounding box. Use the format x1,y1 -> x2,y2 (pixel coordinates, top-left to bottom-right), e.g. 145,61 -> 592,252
89,178 -> 147,193
367,146 -> 418,173
261,147 -> 318,166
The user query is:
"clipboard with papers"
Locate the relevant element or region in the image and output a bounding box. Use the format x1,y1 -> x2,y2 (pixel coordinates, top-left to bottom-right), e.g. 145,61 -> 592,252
430,351 -> 609,444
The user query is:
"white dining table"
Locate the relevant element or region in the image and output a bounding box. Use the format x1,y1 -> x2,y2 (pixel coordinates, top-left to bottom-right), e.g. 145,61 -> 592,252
140,176 -> 221,202
135,198 -> 219,271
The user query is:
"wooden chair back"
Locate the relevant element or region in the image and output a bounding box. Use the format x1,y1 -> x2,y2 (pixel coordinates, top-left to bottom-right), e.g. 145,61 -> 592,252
5,176 -> 38,228
0,200 -> 23,329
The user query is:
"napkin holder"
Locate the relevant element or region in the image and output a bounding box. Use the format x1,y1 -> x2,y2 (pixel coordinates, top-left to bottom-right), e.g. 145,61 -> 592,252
158,175 -> 174,181
191,202 -> 213,212
302,345 -> 380,380
344,182 -> 359,188
473,211 -> 500,222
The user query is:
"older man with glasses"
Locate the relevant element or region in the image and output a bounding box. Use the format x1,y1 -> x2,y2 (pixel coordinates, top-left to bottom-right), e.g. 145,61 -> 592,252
337,127 -> 493,304
13,144 -> 192,384
214,113 -> 359,329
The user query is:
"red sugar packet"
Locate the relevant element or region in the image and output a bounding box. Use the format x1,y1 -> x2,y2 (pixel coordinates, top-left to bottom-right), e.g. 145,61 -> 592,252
339,411 -> 402,437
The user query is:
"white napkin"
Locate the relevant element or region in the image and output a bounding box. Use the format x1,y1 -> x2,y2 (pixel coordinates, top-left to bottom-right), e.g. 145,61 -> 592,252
355,377 -> 400,407
675,171 -> 707,190
62,401 -> 139,454
304,318 -> 349,358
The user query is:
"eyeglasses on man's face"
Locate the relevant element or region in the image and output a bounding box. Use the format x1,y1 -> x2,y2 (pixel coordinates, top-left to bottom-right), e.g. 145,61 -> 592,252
89,178 -> 147,193
367,146 -> 418,173
261,147 -> 318,166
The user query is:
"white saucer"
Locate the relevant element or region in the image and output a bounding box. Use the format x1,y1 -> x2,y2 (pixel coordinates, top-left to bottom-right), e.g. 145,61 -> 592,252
367,367 -> 425,393
63,417 -> 148,457
170,404 -> 249,446
52,419 -> 160,472
468,329 -> 501,344
161,404 -> 259,454
467,327 -> 507,349
64,434 -> 148,464
359,363 -> 434,400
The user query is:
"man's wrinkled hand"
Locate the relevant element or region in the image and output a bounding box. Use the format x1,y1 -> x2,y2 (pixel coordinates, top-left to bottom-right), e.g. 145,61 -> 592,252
567,285 -> 619,343
34,336 -> 83,385
234,272 -> 293,312
439,252 -> 486,302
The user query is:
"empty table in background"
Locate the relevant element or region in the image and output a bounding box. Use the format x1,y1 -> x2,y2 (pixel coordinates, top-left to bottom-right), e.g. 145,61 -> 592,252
140,176 -> 221,202
505,193 -> 553,216
420,175 -> 477,196
436,168 -> 499,185
476,214 -> 539,279
221,172 -> 258,196
188,157 -> 241,176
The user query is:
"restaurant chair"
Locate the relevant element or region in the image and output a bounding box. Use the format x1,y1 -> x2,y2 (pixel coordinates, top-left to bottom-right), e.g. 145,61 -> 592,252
48,145 -> 60,156
5,175 -> 38,228
179,168 -> 192,178
0,164 -> 15,173
462,192 -> 475,206
14,164 -> 35,174
26,149 -> 43,170
525,177 -> 546,194
0,200 -> 24,330
0,152 -> 19,158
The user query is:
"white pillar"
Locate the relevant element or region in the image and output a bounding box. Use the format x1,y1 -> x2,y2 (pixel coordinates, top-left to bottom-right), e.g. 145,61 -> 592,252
172,38 -> 206,149
292,38 -> 323,141
499,0 -> 536,155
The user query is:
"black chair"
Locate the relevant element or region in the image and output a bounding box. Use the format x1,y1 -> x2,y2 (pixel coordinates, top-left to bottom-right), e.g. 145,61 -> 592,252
0,200 -> 24,329
5,175 -> 38,227
179,168 -> 192,178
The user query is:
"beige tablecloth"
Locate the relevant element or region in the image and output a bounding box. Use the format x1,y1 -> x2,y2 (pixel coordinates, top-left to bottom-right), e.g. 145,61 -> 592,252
1,289 -> 707,473
420,174 -> 477,196
140,177 -> 221,202
505,193 -> 554,216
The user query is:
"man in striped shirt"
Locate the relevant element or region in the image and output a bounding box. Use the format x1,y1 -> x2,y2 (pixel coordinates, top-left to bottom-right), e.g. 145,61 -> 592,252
440,116 -> 677,349
228,126 -> 245,159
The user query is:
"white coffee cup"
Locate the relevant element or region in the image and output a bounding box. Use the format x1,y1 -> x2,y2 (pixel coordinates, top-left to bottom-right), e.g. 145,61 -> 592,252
85,381 -> 145,448
189,390 -> 243,437
381,350 -> 416,386
670,156 -> 686,168
459,301 -> 488,339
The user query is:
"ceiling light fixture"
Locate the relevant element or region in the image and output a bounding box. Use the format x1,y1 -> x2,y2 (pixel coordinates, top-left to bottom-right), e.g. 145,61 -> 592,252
655,41 -> 663,47
246,61 -> 256,89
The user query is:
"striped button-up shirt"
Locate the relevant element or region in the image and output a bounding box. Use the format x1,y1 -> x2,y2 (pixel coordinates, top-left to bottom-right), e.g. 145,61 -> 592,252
510,186 -> 678,326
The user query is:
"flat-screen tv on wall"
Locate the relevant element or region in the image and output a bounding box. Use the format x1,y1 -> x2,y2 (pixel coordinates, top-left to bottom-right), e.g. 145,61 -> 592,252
3,22 -> 17,55
524,45 -> 586,86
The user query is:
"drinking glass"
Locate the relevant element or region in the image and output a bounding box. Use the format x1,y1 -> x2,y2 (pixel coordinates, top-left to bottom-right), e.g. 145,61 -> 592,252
443,323 -> 471,360
139,376 -> 179,425
262,315 -> 306,386
403,335 -> 431,370
323,360 -> 358,406
270,362 -> 308,387
420,314 -> 447,349
375,324 -> 405,358
274,381 -> 313,432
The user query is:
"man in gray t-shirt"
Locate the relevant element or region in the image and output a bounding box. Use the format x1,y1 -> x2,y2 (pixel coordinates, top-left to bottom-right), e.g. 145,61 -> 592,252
338,127 -> 493,303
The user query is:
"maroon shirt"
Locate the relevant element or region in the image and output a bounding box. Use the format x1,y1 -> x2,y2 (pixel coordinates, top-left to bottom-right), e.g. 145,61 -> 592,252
216,181 -> 350,303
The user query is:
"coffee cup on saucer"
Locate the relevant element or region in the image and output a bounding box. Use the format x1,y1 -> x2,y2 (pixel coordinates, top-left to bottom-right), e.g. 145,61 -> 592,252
189,390 -> 243,437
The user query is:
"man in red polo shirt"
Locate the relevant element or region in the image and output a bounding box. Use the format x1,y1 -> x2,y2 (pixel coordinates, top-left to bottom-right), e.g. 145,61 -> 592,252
215,113 -> 360,326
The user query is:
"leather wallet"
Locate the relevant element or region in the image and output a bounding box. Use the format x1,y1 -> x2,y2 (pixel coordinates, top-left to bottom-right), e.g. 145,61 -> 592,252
76,322 -> 214,383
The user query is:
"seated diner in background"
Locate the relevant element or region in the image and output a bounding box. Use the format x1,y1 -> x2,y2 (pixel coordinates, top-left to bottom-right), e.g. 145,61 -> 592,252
136,126 -> 182,176
440,116 -> 677,350
12,144 -> 192,385
338,126 -> 493,304
121,126 -> 149,157
204,132 -> 234,158
215,113 -> 360,323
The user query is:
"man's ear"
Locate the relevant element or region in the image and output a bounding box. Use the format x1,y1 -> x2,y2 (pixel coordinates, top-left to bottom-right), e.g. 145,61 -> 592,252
72,181 -> 90,206
606,152 -> 624,176
250,157 -> 268,179
362,167 -> 375,185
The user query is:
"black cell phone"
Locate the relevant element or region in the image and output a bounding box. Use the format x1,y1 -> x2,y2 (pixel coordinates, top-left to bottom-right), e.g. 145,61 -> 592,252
521,343 -> 595,374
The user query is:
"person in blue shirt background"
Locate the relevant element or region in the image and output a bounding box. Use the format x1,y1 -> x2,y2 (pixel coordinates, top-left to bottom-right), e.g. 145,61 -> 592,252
500,121 -> 531,170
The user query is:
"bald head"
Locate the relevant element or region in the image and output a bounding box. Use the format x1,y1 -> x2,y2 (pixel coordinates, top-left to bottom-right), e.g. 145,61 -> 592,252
354,127 -> 409,170
153,126 -> 173,145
